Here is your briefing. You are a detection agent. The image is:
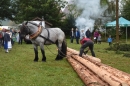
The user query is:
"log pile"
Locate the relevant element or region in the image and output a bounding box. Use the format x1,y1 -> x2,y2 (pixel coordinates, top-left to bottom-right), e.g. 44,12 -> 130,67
66,47 -> 130,86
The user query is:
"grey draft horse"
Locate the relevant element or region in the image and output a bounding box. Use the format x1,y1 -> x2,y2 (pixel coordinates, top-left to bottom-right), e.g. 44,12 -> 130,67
20,21 -> 67,62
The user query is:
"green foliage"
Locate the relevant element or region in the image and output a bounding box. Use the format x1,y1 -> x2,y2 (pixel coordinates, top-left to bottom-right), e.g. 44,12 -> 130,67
63,14 -> 76,30
12,0 -> 67,27
108,43 -> 130,51
106,28 -> 116,38
100,0 -> 108,6
121,0 -> 130,20
0,0 -> 15,20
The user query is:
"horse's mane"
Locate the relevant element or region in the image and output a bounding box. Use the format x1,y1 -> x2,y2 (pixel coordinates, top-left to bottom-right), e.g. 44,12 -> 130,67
28,21 -> 39,27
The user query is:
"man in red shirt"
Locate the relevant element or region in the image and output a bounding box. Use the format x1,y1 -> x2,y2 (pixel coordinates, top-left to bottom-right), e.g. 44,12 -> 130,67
79,36 -> 95,57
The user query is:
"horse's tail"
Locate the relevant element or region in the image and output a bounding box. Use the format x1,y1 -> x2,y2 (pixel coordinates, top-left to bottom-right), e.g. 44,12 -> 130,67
61,38 -> 67,57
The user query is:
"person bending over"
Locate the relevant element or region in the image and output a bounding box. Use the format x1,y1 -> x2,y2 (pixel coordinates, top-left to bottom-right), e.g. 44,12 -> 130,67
79,36 -> 95,57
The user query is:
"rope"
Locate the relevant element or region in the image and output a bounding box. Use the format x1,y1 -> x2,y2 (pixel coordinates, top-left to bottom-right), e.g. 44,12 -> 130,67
45,45 -> 78,57
45,45 -> 57,55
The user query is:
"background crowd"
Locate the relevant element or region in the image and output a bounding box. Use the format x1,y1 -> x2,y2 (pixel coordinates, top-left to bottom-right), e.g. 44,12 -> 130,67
70,28 -> 113,57
0,28 -> 24,53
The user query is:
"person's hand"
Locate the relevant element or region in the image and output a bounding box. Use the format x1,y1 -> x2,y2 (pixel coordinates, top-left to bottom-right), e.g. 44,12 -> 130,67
84,50 -> 88,55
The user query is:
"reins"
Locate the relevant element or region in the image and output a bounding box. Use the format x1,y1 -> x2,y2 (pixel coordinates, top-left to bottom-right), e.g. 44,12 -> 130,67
45,45 -> 78,58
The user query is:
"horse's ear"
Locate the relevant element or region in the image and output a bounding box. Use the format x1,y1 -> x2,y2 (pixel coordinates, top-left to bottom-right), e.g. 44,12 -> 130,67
25,21 -> 28,25
39,21 -> 42,26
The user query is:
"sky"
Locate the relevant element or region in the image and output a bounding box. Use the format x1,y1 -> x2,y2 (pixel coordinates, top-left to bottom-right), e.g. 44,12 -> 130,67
1,20 -> 16,26
1,20 -> 9,26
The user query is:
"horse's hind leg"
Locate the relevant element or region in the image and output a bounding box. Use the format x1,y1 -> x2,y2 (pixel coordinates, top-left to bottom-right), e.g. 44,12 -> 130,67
55,41 -> 63,60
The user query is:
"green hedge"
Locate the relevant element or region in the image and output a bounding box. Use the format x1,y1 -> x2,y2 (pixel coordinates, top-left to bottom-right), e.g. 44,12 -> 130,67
106,43 -> 130,51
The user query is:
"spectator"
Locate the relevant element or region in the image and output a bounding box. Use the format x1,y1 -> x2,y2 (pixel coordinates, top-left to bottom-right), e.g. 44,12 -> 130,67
0,31 -> 3,47
93,29 -> 99,44
80,29 -> 85,40
4,29 -> 10,53
85,29 -> 91,38
16,31 -> 19,42
107,35 -> 112,46
70,28 -> 74,43
11,29 -> 16,45
79,36 -> 95,57
7,30 -> 12,50
75,28 -> 80,44
97,34 -> 101,44
18,31 -> 24,44
2,29 -> 5,46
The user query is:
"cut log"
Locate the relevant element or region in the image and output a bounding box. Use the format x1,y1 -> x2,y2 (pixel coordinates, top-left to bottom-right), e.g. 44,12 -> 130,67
67,47 -> 101,63
67,47 -> 130,86
67,52 -> 109,86
71,55 -> 128,86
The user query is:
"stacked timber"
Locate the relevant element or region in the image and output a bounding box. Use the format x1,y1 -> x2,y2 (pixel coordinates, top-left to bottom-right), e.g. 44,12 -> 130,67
67,47 -> 130,86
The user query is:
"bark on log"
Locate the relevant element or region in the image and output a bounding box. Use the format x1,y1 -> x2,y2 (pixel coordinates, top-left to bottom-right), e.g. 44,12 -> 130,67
67,52 -> 109,86
67,47 -> 101,62
72,55 -> 128,86
67,47 -> 130,86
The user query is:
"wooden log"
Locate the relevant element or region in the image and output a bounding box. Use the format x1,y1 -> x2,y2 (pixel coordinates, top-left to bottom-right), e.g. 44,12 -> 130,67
67,52 -> 108,86
81,53 -> 130,85
67,47 -> 101,63
71,55 -> 129,86
67,47 -> 130,86
96,62 -> 130,85
68,57 -> 98,86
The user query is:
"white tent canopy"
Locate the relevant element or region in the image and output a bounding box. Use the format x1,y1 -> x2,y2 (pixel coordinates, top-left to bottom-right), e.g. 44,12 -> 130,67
105,17 -> 130,42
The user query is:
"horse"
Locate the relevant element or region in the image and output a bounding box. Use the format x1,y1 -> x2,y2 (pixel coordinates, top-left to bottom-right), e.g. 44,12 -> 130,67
20,21 -> 67,62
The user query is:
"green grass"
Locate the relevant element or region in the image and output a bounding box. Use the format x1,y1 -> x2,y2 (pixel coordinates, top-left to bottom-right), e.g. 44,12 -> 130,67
0,39 -> 130,86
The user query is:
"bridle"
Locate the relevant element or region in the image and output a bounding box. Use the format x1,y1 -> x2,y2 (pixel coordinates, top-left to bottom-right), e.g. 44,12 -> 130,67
22,21 -> 43,39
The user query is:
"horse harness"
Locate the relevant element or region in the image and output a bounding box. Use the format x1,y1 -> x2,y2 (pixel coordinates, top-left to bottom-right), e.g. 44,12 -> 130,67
29,25 -> 55,44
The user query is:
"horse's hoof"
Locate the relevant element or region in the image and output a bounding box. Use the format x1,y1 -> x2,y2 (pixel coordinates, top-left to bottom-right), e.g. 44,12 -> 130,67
55,58 -> 63,60
34,60 -> 38,62
42,60 -> 46,62
55,58 -> 59,60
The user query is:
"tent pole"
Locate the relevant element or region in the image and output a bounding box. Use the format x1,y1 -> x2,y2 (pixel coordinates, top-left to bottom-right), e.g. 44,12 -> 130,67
105,26 -> 106,40
126,27 -> 127,43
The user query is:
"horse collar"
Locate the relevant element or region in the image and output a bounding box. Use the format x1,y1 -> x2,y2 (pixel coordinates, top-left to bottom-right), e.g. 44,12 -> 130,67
29,25 -> 42,39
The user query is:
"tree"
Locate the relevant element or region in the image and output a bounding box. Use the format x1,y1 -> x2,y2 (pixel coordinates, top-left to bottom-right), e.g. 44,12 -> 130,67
121,0 -> 130,20
12,0 -> 67,27
100,0 -> 116,19
0,0 -> 16,24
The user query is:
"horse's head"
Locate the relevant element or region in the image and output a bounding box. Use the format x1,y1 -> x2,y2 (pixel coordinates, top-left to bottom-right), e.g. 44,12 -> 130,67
20,21 -> 30,36
20,21 -> 43,36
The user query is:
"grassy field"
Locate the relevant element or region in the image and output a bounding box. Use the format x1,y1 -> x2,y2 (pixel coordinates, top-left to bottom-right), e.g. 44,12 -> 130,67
0,39 -> 130,86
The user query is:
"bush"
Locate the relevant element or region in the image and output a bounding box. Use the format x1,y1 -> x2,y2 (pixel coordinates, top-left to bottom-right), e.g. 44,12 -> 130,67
106,43 -> 130,51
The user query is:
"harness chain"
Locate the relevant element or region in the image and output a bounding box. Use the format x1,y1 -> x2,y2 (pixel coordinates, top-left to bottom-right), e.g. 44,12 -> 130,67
39,28 -> 55,44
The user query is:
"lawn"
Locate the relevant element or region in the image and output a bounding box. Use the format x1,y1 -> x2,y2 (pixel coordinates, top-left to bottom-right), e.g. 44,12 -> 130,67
0,39 -> 130,86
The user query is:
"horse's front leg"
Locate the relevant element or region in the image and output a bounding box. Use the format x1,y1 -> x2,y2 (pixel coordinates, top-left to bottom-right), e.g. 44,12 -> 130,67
33,44 -> 38,62
40,43 -> 46,62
